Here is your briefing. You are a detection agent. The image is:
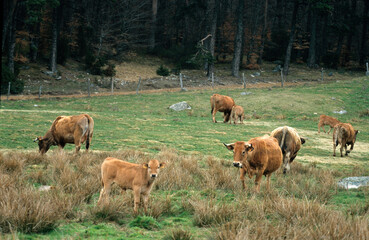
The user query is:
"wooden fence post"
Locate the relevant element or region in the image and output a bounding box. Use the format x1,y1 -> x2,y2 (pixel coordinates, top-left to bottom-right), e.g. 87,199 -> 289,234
111,77 -> 114,94
7,82 -> 11,100
136,77 -> 141,95
280,68 -> 284,88
321,68 -> 324,81
38,85 -> 42,99
87,78 -> 91,98
242,72 -> 246,89
179,73 -> 184,91
211,72 -> 214,89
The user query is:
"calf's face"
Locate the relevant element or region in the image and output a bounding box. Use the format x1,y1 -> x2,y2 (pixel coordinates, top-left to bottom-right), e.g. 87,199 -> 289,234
143,159 -> 165,178
224,142 -> 254,168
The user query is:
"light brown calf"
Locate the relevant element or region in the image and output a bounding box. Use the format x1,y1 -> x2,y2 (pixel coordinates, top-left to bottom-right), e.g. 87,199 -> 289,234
318,114 -> 340,134
224,136 -> 282,192
229,105 -> 244,124
34,114 -> 94,154
333,123 -> 359,157
97,157 -> 165,213
210,94 -> 235,123
270,126 -> 305,174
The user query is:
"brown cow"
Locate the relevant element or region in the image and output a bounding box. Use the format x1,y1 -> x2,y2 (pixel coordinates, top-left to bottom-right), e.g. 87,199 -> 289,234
318,115 -> 341,134
210,94 -> 235,123
270,126 -> 305,174
333,123 -> 359,157
223,136 -> 282,192
97,157 -> 165,213
229,105 -> 244,124
34,114 -> 94,154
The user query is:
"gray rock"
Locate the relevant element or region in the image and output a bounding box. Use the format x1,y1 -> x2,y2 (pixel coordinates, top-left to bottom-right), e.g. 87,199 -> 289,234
169,101 -> 191,111
333,110 -> 347,114
253,72 -> 261,76
338,176 -> 369,189
328,72 -> 333,76
272,65 -> 282,72
241,92 -> 252,95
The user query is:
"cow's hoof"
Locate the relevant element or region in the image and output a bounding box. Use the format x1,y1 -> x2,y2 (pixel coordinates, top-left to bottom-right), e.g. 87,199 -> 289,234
333,154 -> 336,157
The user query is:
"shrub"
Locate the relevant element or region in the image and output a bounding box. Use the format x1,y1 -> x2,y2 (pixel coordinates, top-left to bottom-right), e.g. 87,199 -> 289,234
128,216 -> 161,230
85,51 -> 107,75
1,64 -> 24,94
156,65 -> 170,76
163,229 -> 193,240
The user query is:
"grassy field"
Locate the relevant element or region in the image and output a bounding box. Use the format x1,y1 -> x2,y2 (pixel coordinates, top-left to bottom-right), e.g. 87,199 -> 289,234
0,77 -> 368,239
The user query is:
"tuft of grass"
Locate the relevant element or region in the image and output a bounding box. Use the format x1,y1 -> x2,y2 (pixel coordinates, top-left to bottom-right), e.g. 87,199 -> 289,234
162,228 -> 193,240
128,216 -> 161,230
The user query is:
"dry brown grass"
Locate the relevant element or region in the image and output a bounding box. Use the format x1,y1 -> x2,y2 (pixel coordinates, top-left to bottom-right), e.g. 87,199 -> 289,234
0,149 -> 368,238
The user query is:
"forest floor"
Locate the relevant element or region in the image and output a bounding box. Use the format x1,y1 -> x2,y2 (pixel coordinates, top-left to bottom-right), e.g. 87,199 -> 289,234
4,52 -> 365,100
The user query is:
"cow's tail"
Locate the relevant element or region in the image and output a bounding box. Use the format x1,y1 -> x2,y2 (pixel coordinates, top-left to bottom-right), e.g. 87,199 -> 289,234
280,126 -> 288,153
84,114 -> 94,150
210,96 -> 214,114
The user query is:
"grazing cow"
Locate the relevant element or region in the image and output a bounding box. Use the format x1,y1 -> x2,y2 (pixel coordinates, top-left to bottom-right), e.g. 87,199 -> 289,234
229,105 -> 244,124
97,157 -> 165,213
333,123 -> 359,157
34,114 -> 94,154
318,115 -> 341,134
210,94 -> 235,123
223,136 -> 282,192
270,126 -> 305,174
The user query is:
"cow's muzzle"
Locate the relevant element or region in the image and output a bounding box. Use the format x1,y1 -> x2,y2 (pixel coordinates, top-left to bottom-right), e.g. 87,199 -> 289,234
150,174 -> 157,178
233,162 -> 242,168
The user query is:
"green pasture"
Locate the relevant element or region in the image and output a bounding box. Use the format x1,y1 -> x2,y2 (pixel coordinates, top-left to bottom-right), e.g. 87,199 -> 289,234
1,77 -> 368,169
0,77 -> 368,239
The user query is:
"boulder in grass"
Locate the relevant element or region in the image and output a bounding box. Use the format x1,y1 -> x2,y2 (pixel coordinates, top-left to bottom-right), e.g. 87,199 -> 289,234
169,101 -> 191,111
338,176 -> 369,189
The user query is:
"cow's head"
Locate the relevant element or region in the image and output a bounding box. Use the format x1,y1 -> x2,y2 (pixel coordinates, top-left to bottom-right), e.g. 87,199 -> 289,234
34,136 -> 54,154
224,141 -> 254,168
142,159 -> 165,179
300,137 -> 306,145
352,130 -> 359,145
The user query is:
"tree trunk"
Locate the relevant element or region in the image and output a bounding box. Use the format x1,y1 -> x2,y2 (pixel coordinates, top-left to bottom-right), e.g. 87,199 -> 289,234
360,0 -> 369,65
258,0 -> 268,65
149,0 -> 158,50
307,10 -> 317,68
207,0 -> 218,76
231,0 -> 244,77
345,0 -> 357,64
283,0 -> 299,76
7,1 -> 18,74
49,8 -> 58,73
2,0 -> 18,52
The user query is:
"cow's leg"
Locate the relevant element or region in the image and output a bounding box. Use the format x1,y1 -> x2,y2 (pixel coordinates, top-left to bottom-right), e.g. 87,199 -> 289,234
333,142 -> 337,156
240,115 -> 244,124
344,143 -> 349,156
142,193 -> 150,214
212,109 -> 218,123
282,152 -> 291,174
133,187 -> 141,214
239,168 -> 246,190
327,126 -> 333,134
224,111 -> 231,123
266,174 -> 271,191
340,140 -> 346,157
97,184 -> 111,205
254,170 -> 263,193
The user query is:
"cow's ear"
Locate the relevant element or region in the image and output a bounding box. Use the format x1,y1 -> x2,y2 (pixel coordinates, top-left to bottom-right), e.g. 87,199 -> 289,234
300,138 -> 306,145
355,130 -> 359,135
223,143 -> 234,151
142,163 -> 149,169
159,163 -> 166,168
246,143 -> 254,152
